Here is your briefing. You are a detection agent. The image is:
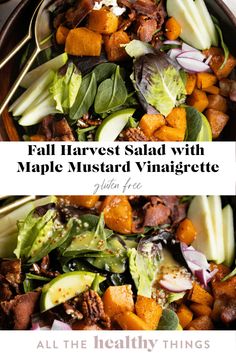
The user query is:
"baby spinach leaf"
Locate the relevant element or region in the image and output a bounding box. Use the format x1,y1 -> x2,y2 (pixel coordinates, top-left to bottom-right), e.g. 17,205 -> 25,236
214,24 -> 229,70
69,72 -> 97,121
93,63 -> 117,83
94,66 -> 128,114
157,309 -> 179,330
185,106 -> 202,141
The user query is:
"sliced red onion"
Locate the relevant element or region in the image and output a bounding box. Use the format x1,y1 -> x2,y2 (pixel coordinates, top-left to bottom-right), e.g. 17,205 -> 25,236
180,243 -> 218,287
195,268 -> 218,288
182,43 -> 199,52
51,320 -> 72,331
159,274 -> 193,293
163,40 -> 181,46
31,323 -> 50,331
205,55 -> 213,65
177,50 -> 206,62
168,48 -> 182,61
176,57 -> 210,73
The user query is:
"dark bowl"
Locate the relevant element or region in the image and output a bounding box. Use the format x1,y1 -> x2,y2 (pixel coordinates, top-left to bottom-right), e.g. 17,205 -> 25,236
0,0 -> 236,141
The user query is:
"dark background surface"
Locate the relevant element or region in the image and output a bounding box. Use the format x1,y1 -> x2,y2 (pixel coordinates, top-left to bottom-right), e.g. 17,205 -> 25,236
0,0 -> 21,30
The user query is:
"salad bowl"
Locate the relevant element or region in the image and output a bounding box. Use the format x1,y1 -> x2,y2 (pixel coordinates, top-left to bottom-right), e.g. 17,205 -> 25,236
0,0 -> 236,141
0,195 -> 235,330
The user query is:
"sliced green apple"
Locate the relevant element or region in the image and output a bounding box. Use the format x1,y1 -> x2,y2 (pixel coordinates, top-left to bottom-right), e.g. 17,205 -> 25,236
195,0 -> 218,46
20,53 -> 68,89
222,205 -> 235,267
40,271 -> 96,312
96,108 -> 135,142
181,0 -> 211,47
208,196 -> 224,264
188,196 -> 218,261
166,0 -> 211,49
196,113 -> 212,142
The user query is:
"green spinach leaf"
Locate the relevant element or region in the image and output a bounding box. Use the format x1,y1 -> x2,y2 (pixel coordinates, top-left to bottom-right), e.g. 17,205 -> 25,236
94,66 -> 128,114
157,309 -> 179,330
185,106 -> 202,141
69,72 -> 97,121
93,63 -> 117,83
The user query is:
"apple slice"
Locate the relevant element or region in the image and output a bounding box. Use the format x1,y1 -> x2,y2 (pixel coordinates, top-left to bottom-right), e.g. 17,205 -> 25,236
188,196 -> 218,261
208,196 -> 224,264
40,271 -> 97,312
95,108 -> 135,142
222,205 -> 235,267
194,0 -> 218,46
166,0 -> 211,50
20,53 -> 68,89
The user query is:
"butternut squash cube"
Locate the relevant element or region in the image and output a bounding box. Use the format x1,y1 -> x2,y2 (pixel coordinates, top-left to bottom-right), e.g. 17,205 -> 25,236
102,196 -> 133,234
177,304 -> 193,329
56,25 -> 70,45
103,285 -> 134,319
115,312 -> 150,330
187,89 -> 209,112
88,9 -> 118,34
60,196 -> 100,208
135,295 -> 163,330
65,28 -> 102,56
185,73 -> 197,95
104,30 -> 130,62
139,114 -> 165,138
196,73 -> 217,90
154,126 -> 185,141
166,107 -> 187,133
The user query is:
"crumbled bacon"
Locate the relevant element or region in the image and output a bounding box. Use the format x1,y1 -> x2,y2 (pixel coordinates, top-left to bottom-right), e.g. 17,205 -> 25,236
136,16 -> 157,42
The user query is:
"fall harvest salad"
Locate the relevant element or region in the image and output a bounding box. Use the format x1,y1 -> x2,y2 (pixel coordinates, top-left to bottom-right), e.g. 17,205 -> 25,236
7,0 -> 236,141
0,195 -> 235,330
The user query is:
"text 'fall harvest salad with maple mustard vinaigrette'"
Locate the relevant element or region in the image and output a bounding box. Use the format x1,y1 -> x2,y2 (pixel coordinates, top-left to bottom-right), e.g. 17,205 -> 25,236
0,195 -> 235,330
8,0 -> 236,142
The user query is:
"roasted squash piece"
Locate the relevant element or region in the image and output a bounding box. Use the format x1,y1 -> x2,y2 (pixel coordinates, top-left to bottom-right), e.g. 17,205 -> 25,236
104,30 -> 130,62
211,276 -> 236,298
207,94 -> 228,113
205,109 -> 229,139
189,303 -> 212,317
56,25 -> 70,45
185,73 -> 197,95
187,89 -> 209,112
103,285 -> 134,319
166,107 -> 187,133
196,73 -> 217,90
101,196 -> 133,234
115,312 -> 150,330
65,27 -> 102,56
203,86 -> 220,95
139,114 -> 165,138
203,47 -> 236,80
177,304 -> 193,329
165,17 -> 182,40
30,135 -> 46,141
88,9 -> 118,34
188,282 -> 214,307
176,218 -> 197,245
135,295 -> 163,330
154,126 -> 185,141
186,315 -> 214,330
210,263 -> 231,281
60,196 -> 100,208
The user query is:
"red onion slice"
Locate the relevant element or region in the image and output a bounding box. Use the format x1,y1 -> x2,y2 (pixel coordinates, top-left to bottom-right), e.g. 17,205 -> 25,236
205,55 -> 213,65
182,43 -> 199,52
177,50 -> 206,62
51,320 -> 72,331
159,274 -> 193,293
180,243 -> 218,287
163,40 -> 181,46
168,48 -> 182,61
176,57 -> 210,72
